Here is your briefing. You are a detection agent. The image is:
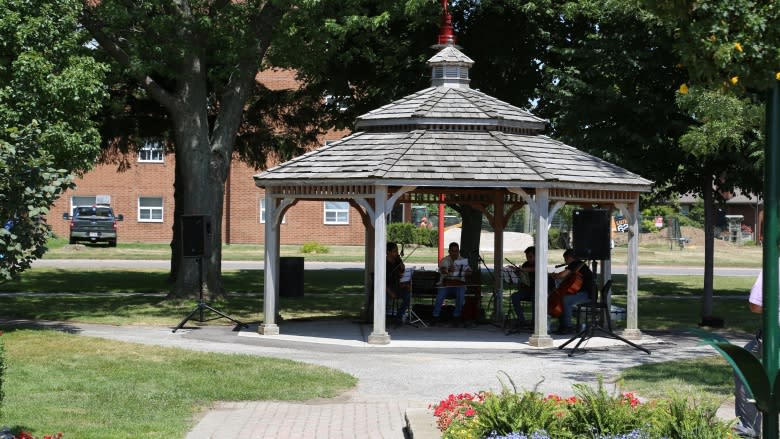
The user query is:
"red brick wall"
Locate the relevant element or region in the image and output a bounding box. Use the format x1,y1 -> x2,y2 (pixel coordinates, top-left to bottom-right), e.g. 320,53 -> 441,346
49,69 -> 365,246
50,151 -> 366,246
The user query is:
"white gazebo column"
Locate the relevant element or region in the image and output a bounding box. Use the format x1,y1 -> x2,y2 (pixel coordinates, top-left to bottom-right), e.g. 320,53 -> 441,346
493,191 -> 505,322
619,200 -> 642,339
529,189 -> 553,347
368,185 -> 390,344
259,192 -> 280,335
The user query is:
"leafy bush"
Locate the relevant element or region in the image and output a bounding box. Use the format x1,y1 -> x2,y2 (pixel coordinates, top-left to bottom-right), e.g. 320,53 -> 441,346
414,227 -> 438,247
432,378 -> 734,439
387,223 -> 416,245
301,242 -> 329,254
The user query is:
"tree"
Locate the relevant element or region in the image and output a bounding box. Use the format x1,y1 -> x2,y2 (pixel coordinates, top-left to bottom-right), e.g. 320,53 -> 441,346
646,1 -> 780,435
0,0 -> 108,281
80,1 -> 286,298
80,0 -> 441,299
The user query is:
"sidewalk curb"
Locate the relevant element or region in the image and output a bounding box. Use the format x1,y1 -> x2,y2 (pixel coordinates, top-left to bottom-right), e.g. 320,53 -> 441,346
406,407 -> 440,439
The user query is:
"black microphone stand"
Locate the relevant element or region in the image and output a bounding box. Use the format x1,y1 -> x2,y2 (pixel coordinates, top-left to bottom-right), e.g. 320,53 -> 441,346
473,251 -> 501,326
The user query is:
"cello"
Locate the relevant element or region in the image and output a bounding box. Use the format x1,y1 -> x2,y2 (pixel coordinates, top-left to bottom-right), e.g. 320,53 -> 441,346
547,262 -> 585,318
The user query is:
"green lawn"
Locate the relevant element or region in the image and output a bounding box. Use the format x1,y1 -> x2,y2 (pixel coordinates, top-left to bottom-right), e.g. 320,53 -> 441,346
0,240 -> 763,437
0,329 -> 355,438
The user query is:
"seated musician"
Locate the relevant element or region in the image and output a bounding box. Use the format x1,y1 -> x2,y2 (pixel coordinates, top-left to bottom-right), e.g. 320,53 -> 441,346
549,248 -> 593,334
432,242 -> 471,326
386,242 -> 411,329
510,246 -> 537,329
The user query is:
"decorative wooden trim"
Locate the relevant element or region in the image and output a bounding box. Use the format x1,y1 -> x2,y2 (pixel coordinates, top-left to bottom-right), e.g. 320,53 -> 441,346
549,188 -> 637,203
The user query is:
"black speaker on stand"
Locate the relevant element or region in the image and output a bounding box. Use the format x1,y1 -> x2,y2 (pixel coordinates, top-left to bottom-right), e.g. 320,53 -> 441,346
173,215 -> 247,332
572,209 -> 611,261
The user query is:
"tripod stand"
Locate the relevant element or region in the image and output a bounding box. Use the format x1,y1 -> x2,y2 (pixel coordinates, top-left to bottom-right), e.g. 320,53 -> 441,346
172,257 -> 248,333
558,279 -> 649,356
473,252 -> 502,327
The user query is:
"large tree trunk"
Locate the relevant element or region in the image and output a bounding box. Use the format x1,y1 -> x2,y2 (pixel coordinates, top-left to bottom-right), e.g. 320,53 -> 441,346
167,72 -> 224,299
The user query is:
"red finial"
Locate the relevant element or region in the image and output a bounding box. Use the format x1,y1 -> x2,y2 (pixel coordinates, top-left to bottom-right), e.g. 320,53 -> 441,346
437,0 -> 456,45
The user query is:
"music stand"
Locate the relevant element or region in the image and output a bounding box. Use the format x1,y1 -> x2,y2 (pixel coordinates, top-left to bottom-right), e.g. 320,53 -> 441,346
475,253 -> 502,327
404,268 -> 427,327
558,280 -> 649,356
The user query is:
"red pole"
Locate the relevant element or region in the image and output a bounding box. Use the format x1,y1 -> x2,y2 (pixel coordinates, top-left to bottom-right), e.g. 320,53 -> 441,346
438,195 -> 445,261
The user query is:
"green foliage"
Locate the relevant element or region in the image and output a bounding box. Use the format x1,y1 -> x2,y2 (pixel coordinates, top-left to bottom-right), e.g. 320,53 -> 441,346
0,0 -> 108,172
0,0 -> 108,281
414,227 -> 438,247
387,222 -> 416,245
0,124 -> 75,282
437,379 -> 734,439
301,242 -> 329,254
456,375 -> 563,438
564,381 -> 651,437
652,394 -> 734,439
648,0 -> 780,91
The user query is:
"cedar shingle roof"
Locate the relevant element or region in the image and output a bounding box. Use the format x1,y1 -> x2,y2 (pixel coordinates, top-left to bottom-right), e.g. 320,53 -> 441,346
255,45 -> 651,192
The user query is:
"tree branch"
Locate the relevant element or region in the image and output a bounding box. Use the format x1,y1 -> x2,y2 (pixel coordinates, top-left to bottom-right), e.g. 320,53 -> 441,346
211,2 -> 283,155
80,7 -> 178,112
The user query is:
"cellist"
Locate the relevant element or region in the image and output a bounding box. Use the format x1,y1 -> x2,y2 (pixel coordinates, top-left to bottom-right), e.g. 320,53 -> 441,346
549,249 -> 594,335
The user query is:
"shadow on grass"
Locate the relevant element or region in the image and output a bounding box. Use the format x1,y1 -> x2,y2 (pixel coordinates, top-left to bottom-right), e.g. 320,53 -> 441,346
620,356 -> 734,398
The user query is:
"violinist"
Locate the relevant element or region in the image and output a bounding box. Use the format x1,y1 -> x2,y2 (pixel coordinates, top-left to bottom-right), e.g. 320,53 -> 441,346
386,242 -> 411,329
549,249 -> 593,334
509,246 -> 537,329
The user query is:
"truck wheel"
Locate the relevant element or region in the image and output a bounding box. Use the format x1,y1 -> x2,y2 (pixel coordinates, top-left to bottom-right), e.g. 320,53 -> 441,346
69,237 -> 76,245
108,239 -> 117,247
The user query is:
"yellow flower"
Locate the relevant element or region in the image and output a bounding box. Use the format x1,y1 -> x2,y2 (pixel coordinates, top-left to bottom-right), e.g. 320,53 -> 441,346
679,83 -> 689,94
730,76 -> 739,85
708,34 -> 717,42
776,72 -> 780,81
734,42 -> 743,53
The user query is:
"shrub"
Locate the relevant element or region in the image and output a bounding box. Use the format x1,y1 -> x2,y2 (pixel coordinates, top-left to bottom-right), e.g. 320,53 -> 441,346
452,374 -> 564,438
563,381 -> 651,437
433,378 -> 734,439
651,394 -> 733,439
387,223 -> 416,245
414,227 -> 437,247
300,242 -> 329,254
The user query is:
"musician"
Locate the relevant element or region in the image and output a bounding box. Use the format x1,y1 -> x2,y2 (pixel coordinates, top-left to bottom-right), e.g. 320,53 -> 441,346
510,246 -> 537,328
550,248 -> 593,334
386,242 -> 411,329
432,242 -> 470,326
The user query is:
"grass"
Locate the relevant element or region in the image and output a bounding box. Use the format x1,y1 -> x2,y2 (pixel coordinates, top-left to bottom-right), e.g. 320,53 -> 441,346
1,238 -> 763,436
618,355 -> 734,402
43,236 -> 765,268
0,328 -> 355,439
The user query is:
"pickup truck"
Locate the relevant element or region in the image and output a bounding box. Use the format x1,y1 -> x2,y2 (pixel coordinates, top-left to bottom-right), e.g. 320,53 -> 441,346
63,205 -> 124,246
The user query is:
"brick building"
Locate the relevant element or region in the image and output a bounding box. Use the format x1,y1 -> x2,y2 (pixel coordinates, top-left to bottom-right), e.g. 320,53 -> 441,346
49,69 -> 373,246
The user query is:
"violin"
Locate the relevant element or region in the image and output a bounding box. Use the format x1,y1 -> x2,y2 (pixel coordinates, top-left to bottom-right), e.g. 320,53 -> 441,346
547,262 -> 585,318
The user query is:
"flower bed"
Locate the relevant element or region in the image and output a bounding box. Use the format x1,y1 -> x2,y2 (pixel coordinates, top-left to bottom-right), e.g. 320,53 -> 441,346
430,378 -> 734,439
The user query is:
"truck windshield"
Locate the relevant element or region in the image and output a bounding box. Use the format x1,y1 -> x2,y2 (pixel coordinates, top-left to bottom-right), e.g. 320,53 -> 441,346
74,207 -> 113,218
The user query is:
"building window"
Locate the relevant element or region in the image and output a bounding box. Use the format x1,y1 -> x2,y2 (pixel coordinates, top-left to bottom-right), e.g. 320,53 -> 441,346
138,139 -> 164,163
259,198 -> 285,224
138,197 -> 163,222
324,201 -> 349,225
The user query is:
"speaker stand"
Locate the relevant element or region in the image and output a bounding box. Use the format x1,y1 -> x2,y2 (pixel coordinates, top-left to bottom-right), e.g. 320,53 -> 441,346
172,257 -> 248,333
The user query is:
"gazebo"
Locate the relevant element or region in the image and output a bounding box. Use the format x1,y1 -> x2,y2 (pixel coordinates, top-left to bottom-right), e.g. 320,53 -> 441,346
254,17 -> 652,347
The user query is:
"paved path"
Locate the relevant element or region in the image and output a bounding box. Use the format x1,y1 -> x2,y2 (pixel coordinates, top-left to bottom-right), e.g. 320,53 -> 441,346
2,318 -> 751,438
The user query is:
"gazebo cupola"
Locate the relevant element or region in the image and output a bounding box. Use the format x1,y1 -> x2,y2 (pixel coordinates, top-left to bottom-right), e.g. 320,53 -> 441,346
428,1 -> 472,88
428,46 -> 473,88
